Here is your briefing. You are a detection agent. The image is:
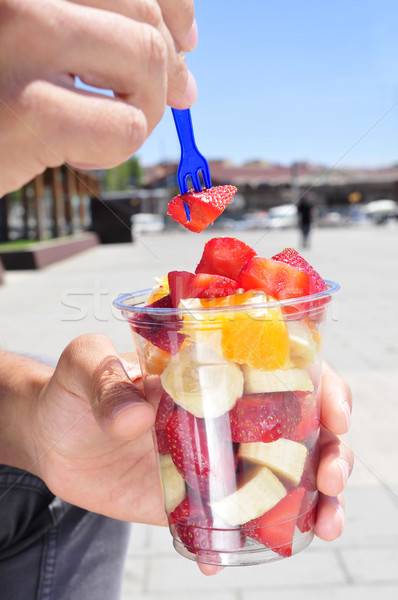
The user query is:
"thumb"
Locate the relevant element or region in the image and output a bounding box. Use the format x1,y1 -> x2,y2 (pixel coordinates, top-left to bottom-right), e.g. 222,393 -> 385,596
59,334 -> 155,440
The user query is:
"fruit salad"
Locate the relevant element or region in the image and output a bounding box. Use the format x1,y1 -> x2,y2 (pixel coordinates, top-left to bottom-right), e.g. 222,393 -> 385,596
116,237 -> 338,566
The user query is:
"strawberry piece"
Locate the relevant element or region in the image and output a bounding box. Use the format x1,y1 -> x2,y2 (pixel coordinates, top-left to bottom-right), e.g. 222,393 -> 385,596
229,393 -> 301,443
170,493 -> 245,556
243,487 -> 305,557
289,393 -> 320,443
296,491 -> 318,533
154,391 -> 176,454
168,270 -> 240,307
170,494 -> 213,552
129,294 -> 185,355
195,237 -> 257,280
272,248 -> 327,294
300,444 -> 320,492
165,408 -> 237,499
167,186 -> 237,233
238,256 -> 312,300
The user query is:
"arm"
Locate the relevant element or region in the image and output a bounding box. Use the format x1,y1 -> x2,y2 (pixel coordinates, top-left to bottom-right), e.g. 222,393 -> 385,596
0,351 -> 52,471
0,337 -> 166,525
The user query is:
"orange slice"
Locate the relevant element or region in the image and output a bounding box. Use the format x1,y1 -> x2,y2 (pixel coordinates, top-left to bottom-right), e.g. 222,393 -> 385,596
181,291 -> 289,370
145,343 -> 172,375
221,306 -> 289,370
147,275 -> 169,304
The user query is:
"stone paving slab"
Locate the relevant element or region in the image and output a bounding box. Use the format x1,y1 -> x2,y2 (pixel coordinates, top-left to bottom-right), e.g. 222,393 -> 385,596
121,484 -> 398,598
340,546 -> 398,584
242,585 -> 398,600
1,226 -> 398,598
144,550 -> 346,594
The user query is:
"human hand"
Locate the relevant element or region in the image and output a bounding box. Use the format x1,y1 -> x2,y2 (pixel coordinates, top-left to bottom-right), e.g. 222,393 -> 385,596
314,361 -> 353,540
29,334 -> 167,525
0,0 -> 197,195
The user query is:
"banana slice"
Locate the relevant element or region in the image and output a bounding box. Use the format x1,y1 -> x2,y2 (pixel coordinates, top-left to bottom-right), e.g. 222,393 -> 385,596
242,364 -> 314,394
159,454 -> 186,513
160,342 -> 243,418
287,320 -> 318,368
211,466 -> 286,526
238,438 -> 308,486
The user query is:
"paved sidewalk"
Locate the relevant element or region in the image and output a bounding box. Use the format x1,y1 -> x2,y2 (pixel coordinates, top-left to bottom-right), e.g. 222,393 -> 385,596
1,225 -> 397,598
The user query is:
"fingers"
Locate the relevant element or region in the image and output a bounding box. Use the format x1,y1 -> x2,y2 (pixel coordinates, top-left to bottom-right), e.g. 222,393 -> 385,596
314,494 -> 345,541
320,361 -> 352,435
155,0 -> 198,106
22,80 -> 148,170
58,334 -> 155,440
314,363 -> 353,540
317,428 -> 354,497
197,564 -> 224,576
63,0 -> 197,111
54,2 -> 168,133
0,0 -> 198,193
157,0 -> 197,51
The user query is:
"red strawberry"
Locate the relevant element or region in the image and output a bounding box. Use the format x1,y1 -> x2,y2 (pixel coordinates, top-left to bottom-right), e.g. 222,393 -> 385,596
243,487 -> 305,557
289,393 -> 320,443
165,408 -> 237,499
296,491 -> 318,533
229,393 -> 302,443
129,294 -> 185,355
168,270 -> 240,307
170,493 -> 245,556
195,237 -> 257,280
167,185 -> 237,233
272,248 -> 327,294
238,256 -> 312,300
300,443 -> 320,492
154,391 -> 176,454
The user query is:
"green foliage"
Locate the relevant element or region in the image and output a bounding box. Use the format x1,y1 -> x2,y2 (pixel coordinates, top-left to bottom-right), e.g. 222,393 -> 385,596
102,157 -> 143,191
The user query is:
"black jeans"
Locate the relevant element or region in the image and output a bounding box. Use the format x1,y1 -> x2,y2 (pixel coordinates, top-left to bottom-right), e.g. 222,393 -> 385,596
0,465 -> 130,600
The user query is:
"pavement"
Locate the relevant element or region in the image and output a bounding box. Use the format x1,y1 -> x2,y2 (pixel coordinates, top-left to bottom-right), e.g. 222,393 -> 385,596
1,224 -> 398,599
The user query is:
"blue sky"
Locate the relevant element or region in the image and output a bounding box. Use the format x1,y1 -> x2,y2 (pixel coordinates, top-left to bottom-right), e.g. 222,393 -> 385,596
137,0 -> 398,168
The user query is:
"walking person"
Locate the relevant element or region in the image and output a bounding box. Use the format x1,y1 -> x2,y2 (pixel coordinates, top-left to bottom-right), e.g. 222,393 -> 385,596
297,194 -> 313,249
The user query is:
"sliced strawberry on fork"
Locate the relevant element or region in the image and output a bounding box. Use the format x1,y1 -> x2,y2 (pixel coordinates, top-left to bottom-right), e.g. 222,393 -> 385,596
167,185 -> 237,233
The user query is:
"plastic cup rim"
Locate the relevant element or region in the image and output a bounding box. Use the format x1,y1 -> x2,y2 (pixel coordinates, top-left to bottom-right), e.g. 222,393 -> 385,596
113,280 -> 340,316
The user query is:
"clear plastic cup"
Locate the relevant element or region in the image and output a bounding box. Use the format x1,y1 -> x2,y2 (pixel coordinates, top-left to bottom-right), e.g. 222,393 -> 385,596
114,281 -> 339,566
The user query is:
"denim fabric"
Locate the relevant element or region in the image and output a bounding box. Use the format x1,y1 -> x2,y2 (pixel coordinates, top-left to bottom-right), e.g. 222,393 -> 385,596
0,465 -> 131,600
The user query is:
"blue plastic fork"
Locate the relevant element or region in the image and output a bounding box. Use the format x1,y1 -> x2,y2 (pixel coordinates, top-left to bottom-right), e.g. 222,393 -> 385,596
171,108 -> 212,221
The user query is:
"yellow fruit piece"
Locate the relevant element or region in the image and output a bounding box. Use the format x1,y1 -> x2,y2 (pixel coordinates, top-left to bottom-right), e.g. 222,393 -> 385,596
221,308 -> 289,370
181,292 -> 290,370
147,275 -> 169,304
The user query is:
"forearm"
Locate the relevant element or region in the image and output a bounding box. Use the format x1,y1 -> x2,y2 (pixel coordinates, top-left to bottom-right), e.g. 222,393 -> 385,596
0,350 -> 53,471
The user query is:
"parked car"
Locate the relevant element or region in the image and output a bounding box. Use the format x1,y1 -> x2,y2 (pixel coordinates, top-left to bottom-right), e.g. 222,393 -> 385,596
363,200 -> 398,224
131,213 -> 165,235
267,204 -> 298,229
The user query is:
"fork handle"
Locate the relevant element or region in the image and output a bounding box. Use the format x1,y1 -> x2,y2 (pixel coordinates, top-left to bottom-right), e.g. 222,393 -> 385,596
171,108 -> 198,153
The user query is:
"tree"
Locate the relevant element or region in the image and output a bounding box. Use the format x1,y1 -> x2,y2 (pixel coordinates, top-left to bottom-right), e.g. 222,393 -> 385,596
103,157 -> 143,191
